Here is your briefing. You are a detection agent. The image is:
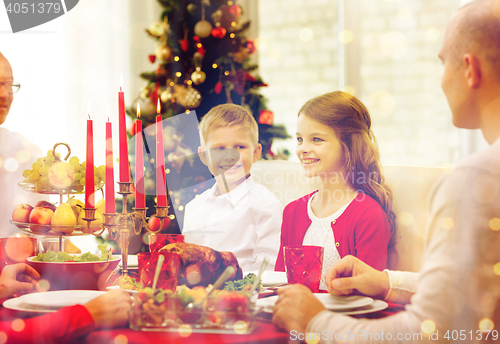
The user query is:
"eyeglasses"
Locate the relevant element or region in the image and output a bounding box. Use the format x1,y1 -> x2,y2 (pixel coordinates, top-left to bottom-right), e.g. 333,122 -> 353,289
0,82 -> 21,94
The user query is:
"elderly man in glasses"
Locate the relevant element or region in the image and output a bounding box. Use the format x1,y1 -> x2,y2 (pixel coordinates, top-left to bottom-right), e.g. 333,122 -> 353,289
0,52 -> 43,235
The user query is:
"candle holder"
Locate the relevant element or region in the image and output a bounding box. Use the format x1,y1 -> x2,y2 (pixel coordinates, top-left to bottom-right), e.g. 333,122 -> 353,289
82,181 -> 171,285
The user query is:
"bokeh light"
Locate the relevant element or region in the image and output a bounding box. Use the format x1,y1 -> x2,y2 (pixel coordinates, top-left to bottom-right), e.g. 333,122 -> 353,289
343,86 -> 356,96
4,158 -> 19,172
367,91 -> 395,119
398,212 -> 414,226
398,8 -> 412,20
305,332 -> 320,344
299,27 -> 314,42
178,324 -> 192,337
493,263 -> 500,276
338,30 -> 353,44
441,217 -> 454,230
0,332 -> 7,344
421,319 -> 436,334
114,334 -> 128,344
233,320 -> 249,334
490,218 -> 500,231
11,319 -> 25,332
426,27 -> 440,41
479,318 -> 494,331
16,150 -> 31,164
379,31 -> 409,59
37,279 -> 50,292
178,205 -> 184,211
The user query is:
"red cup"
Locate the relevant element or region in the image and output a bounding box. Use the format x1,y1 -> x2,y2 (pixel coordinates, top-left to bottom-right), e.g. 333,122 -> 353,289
284,245 -> 324,293
149,234 -> 184,252
0,237 -> 38,270
137,252 -> 181,291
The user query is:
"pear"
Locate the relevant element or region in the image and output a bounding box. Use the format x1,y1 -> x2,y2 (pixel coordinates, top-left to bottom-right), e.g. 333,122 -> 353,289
78,209 -> 103,233
95,199 -> 106,216
51,203 -> 76,234
67,197 -> 84,219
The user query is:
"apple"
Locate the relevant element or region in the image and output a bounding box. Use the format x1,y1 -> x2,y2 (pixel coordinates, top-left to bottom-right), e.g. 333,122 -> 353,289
29,207 -> 54,233
12,204 -> 33,223
34,200 -> 57,212
148,215 -> 171,232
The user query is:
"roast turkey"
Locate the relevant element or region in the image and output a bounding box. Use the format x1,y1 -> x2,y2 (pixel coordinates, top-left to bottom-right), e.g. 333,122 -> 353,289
159,242 -> 243,287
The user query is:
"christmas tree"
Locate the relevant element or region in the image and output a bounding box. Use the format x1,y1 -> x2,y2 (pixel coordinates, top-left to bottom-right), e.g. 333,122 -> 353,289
124,0 -> 289,237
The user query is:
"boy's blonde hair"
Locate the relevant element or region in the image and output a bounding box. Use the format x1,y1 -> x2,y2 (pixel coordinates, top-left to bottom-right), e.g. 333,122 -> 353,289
199,104 -> 259,146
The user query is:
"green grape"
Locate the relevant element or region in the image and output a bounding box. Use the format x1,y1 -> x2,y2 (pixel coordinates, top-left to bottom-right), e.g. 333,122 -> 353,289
38,176 -> 49,185
69,156 -> 80,165
22,169 -> 31,178
100,174 -> 105,183
80,177 -> 86,186
39,166 -> 49,176
43,155 -> 55,166
46,150 -> 53,157
32,161 -> 42,168
81,161 -> 86,170
72,163 -> 81,173
73,173 -> 82,181
56,170 -> 68,180
94,176 -> 99,184
32,165 -> 40,172
30,171 -> 40,181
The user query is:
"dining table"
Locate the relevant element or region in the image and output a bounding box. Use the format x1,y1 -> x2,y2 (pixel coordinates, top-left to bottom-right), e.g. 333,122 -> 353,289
0,293 -> 405,344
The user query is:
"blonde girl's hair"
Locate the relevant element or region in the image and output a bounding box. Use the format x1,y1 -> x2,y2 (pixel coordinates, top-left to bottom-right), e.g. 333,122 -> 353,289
299,91 -> 398,246
199,104 -> 259,146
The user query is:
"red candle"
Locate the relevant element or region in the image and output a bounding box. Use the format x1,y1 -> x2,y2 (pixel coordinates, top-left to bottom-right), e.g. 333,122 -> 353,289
118,78 -> 129,183
135,104 -> 145,208
156,100 -> 167,207
86,115 -> 95,209
105,119 -> 115,213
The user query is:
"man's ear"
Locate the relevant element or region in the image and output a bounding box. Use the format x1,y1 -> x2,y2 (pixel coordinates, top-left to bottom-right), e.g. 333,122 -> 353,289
464,53 -> 481,88
198,146 -> 208,166
253,143 -> 262,163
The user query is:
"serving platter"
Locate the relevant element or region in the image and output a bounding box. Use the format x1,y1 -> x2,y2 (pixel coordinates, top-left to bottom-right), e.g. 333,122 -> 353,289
3,290 -> 105,313
257,294 -> 374,313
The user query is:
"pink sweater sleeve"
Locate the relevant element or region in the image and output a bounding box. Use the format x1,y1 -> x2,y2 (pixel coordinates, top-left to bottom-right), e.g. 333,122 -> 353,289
0,304 -> 95,344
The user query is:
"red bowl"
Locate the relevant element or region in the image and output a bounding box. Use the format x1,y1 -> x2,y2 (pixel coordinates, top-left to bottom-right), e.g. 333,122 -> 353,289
27,255 -> 121,291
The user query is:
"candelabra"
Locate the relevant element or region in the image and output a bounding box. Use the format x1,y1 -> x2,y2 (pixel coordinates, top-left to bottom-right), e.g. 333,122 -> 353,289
81,181 -> 170,284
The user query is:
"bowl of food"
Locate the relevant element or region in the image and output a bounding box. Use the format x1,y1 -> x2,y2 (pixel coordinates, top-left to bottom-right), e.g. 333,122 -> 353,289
27,245 -> 120,291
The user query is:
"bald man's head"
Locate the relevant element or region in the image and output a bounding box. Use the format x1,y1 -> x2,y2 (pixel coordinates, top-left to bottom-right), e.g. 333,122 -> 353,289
448,0 -> 500,75
0,52 -> 14,125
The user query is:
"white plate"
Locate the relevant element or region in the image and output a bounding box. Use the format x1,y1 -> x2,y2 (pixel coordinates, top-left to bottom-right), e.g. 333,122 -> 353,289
3,290 -> 105,313
117,255 -> 138,268
339,300 -> 388,315
257,294 -> 373,312
261,271 -> 287,287
106,285 -> 139,294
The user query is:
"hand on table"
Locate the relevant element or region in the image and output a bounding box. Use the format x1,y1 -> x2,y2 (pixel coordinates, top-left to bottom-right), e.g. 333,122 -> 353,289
0,263 -> 40,299
84,289 -> 132,329
325,255 -> 390,299
272,284 -> 326,333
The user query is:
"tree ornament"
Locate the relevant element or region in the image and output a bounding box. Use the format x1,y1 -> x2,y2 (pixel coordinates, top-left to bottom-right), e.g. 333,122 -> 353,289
193,52 -> 204,66
259,109 -> 274,125
149,22 -> 165,36
229,4 -> 241,19
156,44 -> 172,61
194,20 -> 212,39
148,54 -> 156,63
232,46 -> 250,64
179,29 -> 189,52
177,85 -> 202,109
245,40 -> 256,54
214,81 -> 223,94
160,89 -> 174,103
191,68 -> 206,85
212,26 -> 226,39
186,3 -> 197,15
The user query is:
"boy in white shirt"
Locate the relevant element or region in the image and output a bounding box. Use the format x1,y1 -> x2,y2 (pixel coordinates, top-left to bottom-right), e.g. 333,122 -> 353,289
182,104 -> 283,273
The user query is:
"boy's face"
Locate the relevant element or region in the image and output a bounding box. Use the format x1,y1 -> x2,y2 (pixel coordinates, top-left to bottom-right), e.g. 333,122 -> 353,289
200,125 -> 261,187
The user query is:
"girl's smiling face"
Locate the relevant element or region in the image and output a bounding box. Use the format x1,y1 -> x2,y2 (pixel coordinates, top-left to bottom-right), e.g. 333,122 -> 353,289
296,113 -> 344,178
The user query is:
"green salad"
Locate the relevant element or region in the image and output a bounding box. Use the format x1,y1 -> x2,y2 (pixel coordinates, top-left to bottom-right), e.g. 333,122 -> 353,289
223,273 -> 261,291
32,244 -> 112,262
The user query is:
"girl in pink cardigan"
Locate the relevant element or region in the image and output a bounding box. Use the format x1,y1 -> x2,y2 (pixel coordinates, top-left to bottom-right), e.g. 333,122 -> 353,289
275,91 -> 397,290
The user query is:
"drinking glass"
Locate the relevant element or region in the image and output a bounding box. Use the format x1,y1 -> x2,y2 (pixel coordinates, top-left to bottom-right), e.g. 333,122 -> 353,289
137,252 -> 181,291
284,245 -> 323,293
149,234 -> 184,252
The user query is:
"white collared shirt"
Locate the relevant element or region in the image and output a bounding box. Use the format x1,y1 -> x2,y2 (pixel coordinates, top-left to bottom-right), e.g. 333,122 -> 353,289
182,176 -> 283,273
